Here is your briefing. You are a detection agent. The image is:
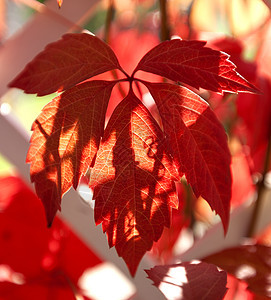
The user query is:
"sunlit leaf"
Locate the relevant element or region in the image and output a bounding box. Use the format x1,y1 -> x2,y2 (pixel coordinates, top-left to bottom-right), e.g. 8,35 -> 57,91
135,39 -> 258,94
9,33 -> 122,96
27,81 -> 115,224
90,89 -> 178,276
145,82 -> 231,232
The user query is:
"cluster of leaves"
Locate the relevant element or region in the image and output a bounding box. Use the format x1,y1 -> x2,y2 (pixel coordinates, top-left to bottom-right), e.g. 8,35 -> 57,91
9,32 -> 258,277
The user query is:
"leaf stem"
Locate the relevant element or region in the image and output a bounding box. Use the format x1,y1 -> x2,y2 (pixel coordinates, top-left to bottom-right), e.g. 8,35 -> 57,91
159,0 -> 171,41
247,135 -> 271,237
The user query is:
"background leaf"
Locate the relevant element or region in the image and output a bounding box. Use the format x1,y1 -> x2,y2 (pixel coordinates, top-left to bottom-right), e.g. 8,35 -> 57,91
146,261 -> 228,300
203,244 -> 271,298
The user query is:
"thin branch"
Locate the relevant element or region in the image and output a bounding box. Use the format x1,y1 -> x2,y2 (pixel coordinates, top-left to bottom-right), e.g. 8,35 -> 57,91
159,0 -> 171,41
247,135 -> 271,237
104,0 -> 115,43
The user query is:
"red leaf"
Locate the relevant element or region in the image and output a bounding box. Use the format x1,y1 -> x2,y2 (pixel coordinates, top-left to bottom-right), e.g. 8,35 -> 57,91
203,244 -> 271,298
89,89 -> 178,276
9,33 -> 122,96
135,39 -> 258,94
0,175 -> 101,300
145,82 -> 231,232
224,274 -> 255,300
236,77 -> 271,173
145,261 -> 228,300
26,80 -> 115,225
230,151 -> 255,208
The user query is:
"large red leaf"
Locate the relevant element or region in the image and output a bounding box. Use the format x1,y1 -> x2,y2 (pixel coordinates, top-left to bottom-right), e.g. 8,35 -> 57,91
145,261 -> 228,300
145,82 -> 231,232
89,89 -> 178,276
134,39 -> 258,94
203,244 -> 271,298
27,80 -> 115,225
9,33 -> 122,96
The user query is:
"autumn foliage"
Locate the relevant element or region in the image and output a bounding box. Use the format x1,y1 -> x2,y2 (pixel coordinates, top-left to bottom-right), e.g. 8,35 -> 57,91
3,0 -> 271,299
9,31 -> 258,277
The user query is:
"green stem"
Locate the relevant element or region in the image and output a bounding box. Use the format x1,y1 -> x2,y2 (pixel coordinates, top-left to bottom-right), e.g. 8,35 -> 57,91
247,135 -> 271,237
159,0 -> 171,41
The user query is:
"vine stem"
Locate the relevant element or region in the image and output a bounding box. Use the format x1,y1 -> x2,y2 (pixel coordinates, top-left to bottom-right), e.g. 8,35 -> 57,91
247,135 -> 271,237
104,0 -> 115,43
104,0 -> 129,99
159,0 -> 171,41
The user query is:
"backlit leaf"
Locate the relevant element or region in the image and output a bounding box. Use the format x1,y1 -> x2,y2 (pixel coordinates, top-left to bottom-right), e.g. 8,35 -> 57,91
146,261 -> 228,300
145,82 -> 231,232
90,89 -> 178,276
9,33 -> 122,96
135,39 -> 258,94
8,31 -> 259,276
27,80 -> 115,225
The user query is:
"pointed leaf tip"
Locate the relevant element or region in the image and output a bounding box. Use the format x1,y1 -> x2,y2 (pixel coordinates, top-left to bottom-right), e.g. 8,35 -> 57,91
90,90 -> 178,276
145,82 -> 231,233
27,80 -> 115,226
9,33 -> 122,96
135,39 -> 258,94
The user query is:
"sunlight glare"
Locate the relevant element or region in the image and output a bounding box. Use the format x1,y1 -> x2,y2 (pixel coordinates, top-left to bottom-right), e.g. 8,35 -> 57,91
235,264 -> 256,280
158,265 -> 187,300
78,262 -> 136,300
0,103 -> 11,116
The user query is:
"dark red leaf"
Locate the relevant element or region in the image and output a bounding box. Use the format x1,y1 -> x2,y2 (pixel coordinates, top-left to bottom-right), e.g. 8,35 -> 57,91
90,89 -> 178,276
135,39 -> 258,94
146,261 -> 228,300
145,82 -> 231,232
26,80 -> 115,225
203,244 -> 271,298
9,33 -> 122,96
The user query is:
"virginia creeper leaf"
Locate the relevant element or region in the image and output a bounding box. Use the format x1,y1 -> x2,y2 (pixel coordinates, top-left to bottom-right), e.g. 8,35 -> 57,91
27,80 -> 115,225
203,244 -> 271,298
135,39 -> 258,94
145,261 -> 228,300
9,33 -> 122,96
8,32 -> 259,276
89,89 -> 178,276
145,82 -> 231,232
